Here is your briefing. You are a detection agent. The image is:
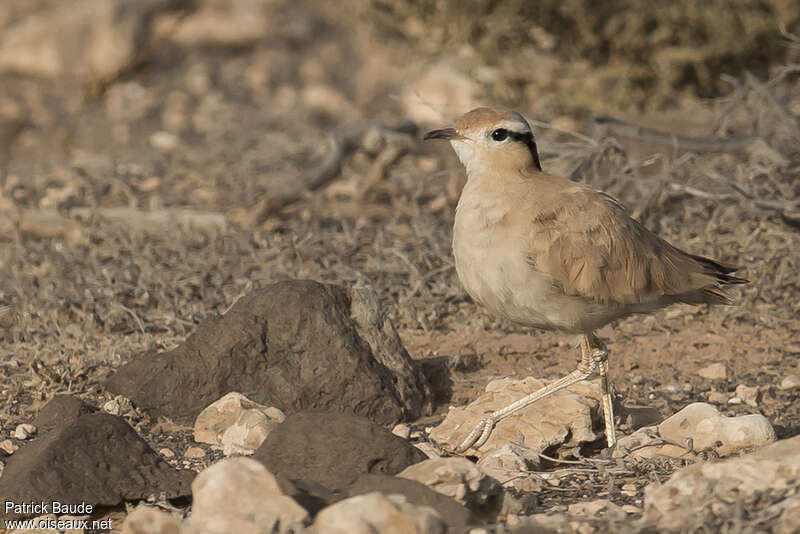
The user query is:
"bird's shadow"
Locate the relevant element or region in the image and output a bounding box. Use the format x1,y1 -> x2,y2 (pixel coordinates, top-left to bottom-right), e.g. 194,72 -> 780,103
418,356 -> 455,410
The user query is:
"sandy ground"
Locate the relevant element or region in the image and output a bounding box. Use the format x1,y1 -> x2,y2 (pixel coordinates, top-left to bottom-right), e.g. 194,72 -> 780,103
1,1 -> 799,531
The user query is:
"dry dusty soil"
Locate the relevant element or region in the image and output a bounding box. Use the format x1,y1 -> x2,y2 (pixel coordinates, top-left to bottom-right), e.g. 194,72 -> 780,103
0,1 -> 799,533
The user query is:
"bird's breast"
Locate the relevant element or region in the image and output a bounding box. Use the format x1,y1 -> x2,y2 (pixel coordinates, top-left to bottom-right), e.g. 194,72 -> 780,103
453,194 -> 559,328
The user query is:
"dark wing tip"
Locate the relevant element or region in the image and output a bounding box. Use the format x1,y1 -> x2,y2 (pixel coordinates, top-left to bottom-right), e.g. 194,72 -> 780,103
689,253 -> 749,285
718,273 -> 749,285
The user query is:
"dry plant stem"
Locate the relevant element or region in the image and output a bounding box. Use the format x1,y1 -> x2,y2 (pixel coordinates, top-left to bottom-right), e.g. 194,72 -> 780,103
744,71 -> 800,133
455,334 -> 616,453
667,180 -> 800,226
70,207 -> 228,234
244,120 -> 417,225
593,116 -> 758,153
359,143 -> 409,199
599,358 -> 616,448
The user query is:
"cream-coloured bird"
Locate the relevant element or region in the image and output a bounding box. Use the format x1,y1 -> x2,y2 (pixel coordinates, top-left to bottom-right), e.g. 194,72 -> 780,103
424,107 -> 747,453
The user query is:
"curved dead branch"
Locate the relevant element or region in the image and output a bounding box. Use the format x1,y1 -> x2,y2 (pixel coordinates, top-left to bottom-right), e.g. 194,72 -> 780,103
236,120 -> 418,226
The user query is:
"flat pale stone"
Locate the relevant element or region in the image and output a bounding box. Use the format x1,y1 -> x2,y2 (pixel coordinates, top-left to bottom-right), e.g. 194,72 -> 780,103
644,435 -> 800,530
660,402 -> 775,456
429,377 -> 601,457
312,492 -> 444,534
188,457 -> 307,534
615,403 -> 775,459
193,392 -> 285,455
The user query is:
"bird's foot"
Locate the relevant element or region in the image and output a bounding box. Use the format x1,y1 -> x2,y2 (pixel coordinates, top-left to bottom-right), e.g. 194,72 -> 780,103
454,417 -> 495,454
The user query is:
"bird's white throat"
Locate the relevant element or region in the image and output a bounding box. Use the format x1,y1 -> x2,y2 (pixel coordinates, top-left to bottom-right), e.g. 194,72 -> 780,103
450,140 -> 482,178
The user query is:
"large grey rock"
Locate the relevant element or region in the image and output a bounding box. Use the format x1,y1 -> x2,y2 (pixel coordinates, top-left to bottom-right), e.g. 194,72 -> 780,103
253,411 -> 427,492
108,280 -> 430,425
0,396 -> 194,520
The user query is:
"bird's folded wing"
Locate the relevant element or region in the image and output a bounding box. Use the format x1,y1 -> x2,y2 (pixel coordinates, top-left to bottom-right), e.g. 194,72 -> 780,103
526,182 -> 725,306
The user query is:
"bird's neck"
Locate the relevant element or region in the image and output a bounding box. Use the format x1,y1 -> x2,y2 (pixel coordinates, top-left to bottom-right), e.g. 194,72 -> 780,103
456,168 -> 532,229
462,163 -> 538,195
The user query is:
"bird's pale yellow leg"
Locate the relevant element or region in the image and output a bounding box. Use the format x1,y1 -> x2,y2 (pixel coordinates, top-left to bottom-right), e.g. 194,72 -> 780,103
454,334 -> 612,454
589,336 -> 616,448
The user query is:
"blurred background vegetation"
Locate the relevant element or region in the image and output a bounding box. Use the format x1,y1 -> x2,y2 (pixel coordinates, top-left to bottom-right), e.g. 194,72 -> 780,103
356,0 -> 800,111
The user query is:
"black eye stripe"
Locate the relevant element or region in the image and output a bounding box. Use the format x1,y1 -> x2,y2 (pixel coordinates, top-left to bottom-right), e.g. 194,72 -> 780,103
509,131 -> 542,171
507,131 -> 530,142
489,128 -> 542,171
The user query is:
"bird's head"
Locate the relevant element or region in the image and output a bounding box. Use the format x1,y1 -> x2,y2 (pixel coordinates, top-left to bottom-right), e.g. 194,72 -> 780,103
424,107 -> 542,177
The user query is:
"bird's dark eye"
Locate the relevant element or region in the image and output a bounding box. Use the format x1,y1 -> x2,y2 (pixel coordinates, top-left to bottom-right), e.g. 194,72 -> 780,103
491,129 -> 508,142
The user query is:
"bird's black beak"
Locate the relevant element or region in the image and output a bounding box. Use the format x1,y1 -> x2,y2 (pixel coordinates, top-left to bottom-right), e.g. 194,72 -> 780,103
423,127 -> 460,141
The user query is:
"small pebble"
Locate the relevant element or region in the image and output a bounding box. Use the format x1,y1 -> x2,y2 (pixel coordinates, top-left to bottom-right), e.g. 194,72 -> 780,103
184,446 -> 205,458
13,423 -> 36,440
728,397 -> 743,405
264,407 -> 286,422
418,156 -> 439,173
0,439 -> 18,454
707,391 -> 728,404
391,423 -> 411,440
150,131 -> 179,151
735,384 -> 759,407
159,447 -> 175,458
103,399 -> 121,415
779,375 -> 800,390
360,127 -> 385,155
621,483 -> 637,497
698,363 -> 727,380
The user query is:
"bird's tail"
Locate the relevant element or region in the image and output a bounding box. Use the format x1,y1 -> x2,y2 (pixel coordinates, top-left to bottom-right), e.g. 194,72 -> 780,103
688,253 -> 748,304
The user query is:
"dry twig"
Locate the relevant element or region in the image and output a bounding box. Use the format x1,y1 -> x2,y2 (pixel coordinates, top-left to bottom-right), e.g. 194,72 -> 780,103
235,120 -> 417,226
593,116 -> 759,153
